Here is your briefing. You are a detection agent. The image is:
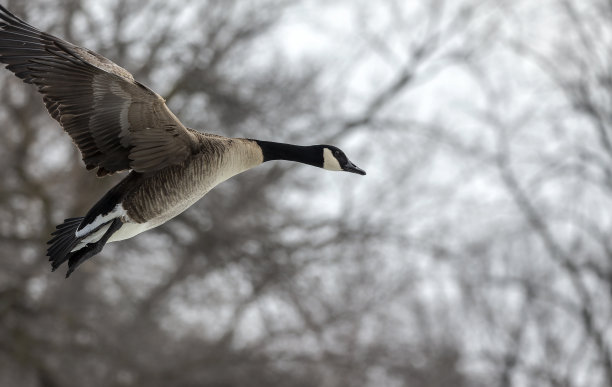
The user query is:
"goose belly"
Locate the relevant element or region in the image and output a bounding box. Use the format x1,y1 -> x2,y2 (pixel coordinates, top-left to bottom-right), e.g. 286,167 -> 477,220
110,154 -> 256,242
108,190 -> 213,243
107,221 -> 151,242
117,168 -> 231,240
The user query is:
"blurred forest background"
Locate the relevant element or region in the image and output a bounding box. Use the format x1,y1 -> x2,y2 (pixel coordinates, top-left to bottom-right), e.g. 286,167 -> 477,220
1,0 -> 611,386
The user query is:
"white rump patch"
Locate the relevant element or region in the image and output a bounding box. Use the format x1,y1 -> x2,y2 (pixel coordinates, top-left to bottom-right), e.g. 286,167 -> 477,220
71,222 -> 112,252
75,204 -> 126,238
323,148 -> 342,171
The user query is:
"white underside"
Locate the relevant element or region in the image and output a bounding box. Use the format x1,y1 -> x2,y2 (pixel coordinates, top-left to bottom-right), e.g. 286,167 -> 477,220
107,221 -> 152,242
69,202 -> 148,252
71,180 -> 233,251
70,219 -> 155,252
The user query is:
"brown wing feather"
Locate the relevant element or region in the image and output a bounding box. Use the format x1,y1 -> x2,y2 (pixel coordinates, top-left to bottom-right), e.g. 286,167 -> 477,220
0,6 -> 198,176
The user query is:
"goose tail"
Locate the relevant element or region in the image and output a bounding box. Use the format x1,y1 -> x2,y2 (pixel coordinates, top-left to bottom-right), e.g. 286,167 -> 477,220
47,217 -> 123,278
47,217 -> 84,271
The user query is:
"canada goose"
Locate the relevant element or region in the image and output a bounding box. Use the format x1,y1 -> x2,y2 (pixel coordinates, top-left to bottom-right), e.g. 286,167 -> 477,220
0,6 -> 365,277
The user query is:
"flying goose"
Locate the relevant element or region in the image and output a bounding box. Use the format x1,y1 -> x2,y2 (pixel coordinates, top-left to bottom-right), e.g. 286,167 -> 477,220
0,6 -> 365,277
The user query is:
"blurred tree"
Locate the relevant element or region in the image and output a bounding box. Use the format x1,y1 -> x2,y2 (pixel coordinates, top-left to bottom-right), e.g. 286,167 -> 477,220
9,0 -> 610,386
421,0 -> 612,386
0,0 -> 480,386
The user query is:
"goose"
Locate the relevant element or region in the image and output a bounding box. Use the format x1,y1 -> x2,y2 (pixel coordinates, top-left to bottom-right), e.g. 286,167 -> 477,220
0,6 -> 365,277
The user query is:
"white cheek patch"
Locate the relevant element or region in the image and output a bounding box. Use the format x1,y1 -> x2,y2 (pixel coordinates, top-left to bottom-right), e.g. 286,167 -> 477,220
323,148 -> 342,171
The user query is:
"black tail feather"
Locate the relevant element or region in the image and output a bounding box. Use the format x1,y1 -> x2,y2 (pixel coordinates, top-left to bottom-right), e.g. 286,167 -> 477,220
47,217 -> 84,270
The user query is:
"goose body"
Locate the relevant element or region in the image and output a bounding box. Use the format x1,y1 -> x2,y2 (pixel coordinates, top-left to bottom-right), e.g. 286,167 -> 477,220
86,136 -> 263,244
0,6 -> 365,277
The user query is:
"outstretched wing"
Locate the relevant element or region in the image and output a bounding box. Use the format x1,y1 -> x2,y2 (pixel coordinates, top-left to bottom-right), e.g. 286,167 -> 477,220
0,6 -> 199,176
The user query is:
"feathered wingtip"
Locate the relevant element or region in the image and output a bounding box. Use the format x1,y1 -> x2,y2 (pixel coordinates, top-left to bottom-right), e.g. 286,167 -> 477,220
0,4 -> 35,29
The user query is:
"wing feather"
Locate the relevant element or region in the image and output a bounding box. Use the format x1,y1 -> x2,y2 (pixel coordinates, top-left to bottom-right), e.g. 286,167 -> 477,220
0,5 -> 198,176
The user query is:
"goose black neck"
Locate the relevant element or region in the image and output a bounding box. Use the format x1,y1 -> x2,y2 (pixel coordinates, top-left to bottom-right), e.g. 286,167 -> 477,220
255,140 -> 322,168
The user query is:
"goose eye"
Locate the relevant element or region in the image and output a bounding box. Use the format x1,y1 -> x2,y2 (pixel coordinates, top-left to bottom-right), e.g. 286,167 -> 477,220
333,150 -> 340,157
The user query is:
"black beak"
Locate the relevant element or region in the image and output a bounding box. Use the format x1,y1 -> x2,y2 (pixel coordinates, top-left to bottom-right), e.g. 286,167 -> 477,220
343,160 -> 366,175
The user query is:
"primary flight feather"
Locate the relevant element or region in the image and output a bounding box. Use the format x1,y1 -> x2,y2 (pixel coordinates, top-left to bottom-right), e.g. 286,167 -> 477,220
0,5 -> 365,277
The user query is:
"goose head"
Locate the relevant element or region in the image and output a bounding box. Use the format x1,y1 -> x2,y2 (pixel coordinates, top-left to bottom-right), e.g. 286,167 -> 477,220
321,145 -> 366,175
253,140 -> 366,175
